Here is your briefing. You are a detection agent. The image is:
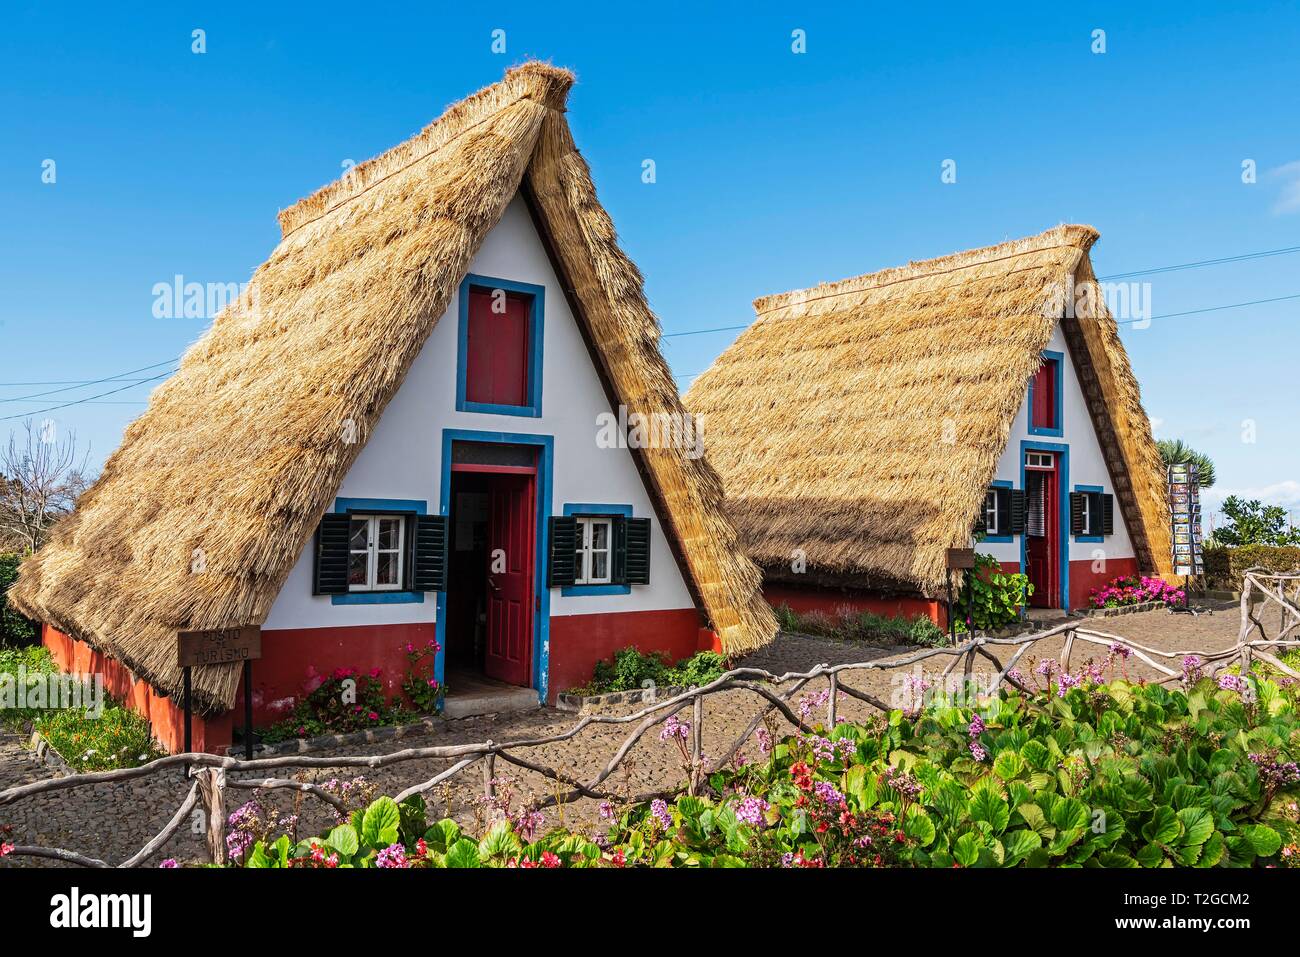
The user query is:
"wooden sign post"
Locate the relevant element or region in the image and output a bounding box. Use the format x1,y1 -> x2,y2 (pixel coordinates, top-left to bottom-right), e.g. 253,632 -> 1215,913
178,626 -> 262,759
946,548 -> 977,645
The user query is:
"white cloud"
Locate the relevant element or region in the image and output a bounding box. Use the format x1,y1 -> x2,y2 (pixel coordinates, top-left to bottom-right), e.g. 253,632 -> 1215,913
1202,479 -> 1300,517
1268,161 -> 1300,215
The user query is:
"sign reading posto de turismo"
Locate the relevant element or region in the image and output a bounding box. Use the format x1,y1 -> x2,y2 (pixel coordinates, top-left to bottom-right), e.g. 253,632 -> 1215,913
177,625 -> 262,668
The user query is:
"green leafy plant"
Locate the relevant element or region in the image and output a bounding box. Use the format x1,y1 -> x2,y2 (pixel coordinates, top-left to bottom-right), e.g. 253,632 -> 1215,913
953,553 -> 1032,632
0,553 -> 38,647
243,657 -> 1300,868
33,699 -> 164,772
575,647 -> 728,695
773,604 -> 945,647
1214,496 -> 1300,548
399,638 -> 444,713
1157,438 -> 1216,489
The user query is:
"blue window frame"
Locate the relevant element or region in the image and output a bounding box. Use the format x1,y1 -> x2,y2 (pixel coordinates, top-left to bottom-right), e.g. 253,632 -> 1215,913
983,480 -> 1014,544
1027,350 -> 1064,437
1074,484 -> 1106,543
455,274 -> 545,418
330,497 -> 426,605
561,503 -> 633,596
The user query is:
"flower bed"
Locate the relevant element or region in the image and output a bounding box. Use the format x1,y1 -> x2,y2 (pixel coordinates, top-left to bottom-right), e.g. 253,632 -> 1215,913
1089,574 -> 1185,610
233,654 -> 1300,868
260,640 -> 443,744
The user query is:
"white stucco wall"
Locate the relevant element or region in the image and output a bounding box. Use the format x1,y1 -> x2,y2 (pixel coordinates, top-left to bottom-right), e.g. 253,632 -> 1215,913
979,323 -> 1135,567
264,195 -> 695,631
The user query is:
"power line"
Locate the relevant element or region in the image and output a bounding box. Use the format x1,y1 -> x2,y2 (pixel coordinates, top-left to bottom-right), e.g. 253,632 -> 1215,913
0,358 -> 180,403
1098,244 -> 1300,281
1113,292 -> 1300,326
0,369 -> 177,421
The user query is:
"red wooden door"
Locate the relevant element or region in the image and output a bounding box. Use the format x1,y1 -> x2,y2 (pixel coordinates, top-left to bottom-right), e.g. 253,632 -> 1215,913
484,472 -> 534,686
1025,460 -> 1059,607
466,288 -> 530,407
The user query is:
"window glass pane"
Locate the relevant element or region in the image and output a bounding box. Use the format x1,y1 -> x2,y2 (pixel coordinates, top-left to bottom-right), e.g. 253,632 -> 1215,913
376,552 -> 398,586
349,518 -> 369,551
591,520 -> 609,551
348,551 -> 369,586
377,517 -> 401,551
591,551 -> 608,582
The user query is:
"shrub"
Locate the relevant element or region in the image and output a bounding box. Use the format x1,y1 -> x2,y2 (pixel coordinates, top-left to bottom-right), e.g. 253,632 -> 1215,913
0,553 -> 37,647
1089,574 -> 1185,608
33,700 -> 164,772
953,553 -> 1031,633
578,647 -> 728,695
774,603 -> 944,646
243,666 -> 1300,868
0,644 -> 56,731
1204,545 -> 1300,589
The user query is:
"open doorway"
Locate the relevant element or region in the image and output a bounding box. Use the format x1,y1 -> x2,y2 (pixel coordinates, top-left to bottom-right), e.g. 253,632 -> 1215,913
1024,450 -> 1060,608
444,443 -> 537,691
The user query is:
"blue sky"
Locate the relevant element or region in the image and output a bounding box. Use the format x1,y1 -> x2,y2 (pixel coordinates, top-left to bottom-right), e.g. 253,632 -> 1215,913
3,2 -> 1298,528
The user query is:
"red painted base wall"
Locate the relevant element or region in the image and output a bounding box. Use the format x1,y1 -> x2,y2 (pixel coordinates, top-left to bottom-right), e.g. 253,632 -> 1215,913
42,624 -> 232,754
1069,557 -> 1139,610
247,622 -> 437,728
548,608 -> 705,701
763,584 -> 944,626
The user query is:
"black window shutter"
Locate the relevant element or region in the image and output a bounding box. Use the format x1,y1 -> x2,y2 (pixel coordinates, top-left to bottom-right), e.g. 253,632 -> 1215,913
411,515 -> 449,592
1100,493 -> 1115,536
624,518 -> 651,586
972,514 -> 987,537
1009,489 -> 1027,535
995,488 -> 1012,535
547,516 -> 578,588
313,513 -> 352,595
1069,493 -> 1086,535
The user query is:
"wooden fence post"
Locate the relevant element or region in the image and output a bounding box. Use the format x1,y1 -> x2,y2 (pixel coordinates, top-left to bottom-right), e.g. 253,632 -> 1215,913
1061,628 -> 1075,674
1239,576 -> 1254,674
690,696 -> 704,795
194,767 -> 226,866
827,673 -> 838,726
482,743 -> 496,803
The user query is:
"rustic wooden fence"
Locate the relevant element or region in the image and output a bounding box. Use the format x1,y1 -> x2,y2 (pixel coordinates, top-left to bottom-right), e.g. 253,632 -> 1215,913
4,570 -> 1299,869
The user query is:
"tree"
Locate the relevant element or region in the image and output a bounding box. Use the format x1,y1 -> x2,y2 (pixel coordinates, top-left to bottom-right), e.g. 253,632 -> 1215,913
1213,495 -> 1300,547
0,419 -> 91,554
1157,438 -> 1216,488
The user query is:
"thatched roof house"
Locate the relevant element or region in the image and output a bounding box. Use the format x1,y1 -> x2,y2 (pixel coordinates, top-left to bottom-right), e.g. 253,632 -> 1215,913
13,62 -> 775,721
685,225 -> 1171,609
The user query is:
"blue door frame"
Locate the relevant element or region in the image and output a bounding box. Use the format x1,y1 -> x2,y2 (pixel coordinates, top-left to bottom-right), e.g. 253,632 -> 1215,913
1019,439 -> 1071,611
436,429 -> 554,703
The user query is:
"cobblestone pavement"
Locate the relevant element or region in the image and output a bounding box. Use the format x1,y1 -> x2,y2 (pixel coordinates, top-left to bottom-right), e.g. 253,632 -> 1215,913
0,601 -> 1251,867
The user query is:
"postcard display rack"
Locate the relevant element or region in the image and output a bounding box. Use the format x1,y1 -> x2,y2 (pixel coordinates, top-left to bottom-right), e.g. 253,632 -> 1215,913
1168,463 -> 1205,615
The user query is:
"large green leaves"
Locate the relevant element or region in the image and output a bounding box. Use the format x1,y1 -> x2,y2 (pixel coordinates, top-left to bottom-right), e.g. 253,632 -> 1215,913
360,796 -> 401,849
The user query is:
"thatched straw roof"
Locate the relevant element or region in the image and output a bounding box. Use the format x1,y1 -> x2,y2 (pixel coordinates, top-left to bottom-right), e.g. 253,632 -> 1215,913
11,62 -> 776,713
685,225 -> 1171,595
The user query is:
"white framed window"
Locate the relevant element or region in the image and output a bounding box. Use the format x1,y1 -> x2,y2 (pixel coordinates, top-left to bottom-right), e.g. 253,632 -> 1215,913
984,490 -> 1000,535
348,514 -> 406,591
1025,451 -> 1054,470
574,516 -> 614,585
1080,494 -> 1093,536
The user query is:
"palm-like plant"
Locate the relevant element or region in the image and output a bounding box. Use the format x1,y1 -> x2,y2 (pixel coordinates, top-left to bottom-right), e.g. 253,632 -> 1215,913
1157,438 -> 1216,488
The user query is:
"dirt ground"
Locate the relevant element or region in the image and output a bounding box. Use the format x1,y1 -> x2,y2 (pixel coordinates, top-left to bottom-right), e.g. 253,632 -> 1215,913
0,600 -> 1256,867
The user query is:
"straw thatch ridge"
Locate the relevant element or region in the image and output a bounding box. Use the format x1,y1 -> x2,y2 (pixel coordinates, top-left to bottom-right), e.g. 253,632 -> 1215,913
685,225 -> 1171,596
11,63 -> 776,713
